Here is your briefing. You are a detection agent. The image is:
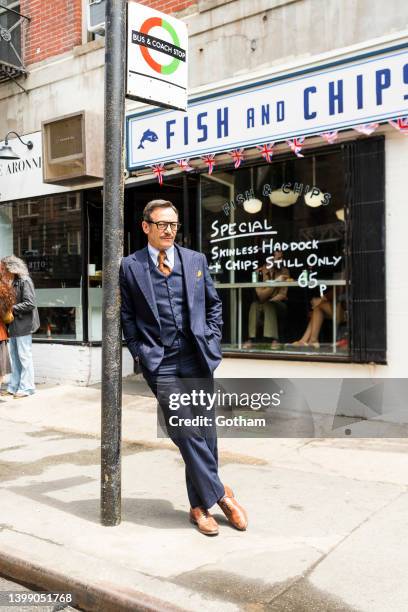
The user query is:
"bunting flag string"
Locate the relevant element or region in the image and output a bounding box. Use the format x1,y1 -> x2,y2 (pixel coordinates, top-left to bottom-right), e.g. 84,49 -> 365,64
256,143 -> 274,163
353,123 -> 379,135
148,119 -> 408,181
388,117 -> 408,135
287,137 -> 305,158
175,158 -> 194,171
151,163 -> 165,185
229,148 -> 245,169
202,153 -> 216,174
320,130 -> 339,144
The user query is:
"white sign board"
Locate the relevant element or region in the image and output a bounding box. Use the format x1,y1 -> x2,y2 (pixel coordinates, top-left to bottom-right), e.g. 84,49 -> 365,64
127,46 -> 408,169
0,132 -> 69,203
126,0 -> 188,111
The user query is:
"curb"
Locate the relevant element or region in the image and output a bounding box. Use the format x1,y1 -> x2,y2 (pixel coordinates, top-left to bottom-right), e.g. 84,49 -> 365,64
0,550 -> 186,612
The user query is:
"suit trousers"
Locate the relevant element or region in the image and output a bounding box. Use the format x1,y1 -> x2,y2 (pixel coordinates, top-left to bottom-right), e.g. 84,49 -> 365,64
141,334 -> 225,509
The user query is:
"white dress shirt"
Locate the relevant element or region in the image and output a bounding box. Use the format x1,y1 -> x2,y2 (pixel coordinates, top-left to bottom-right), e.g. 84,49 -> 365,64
148,243 -> 175,270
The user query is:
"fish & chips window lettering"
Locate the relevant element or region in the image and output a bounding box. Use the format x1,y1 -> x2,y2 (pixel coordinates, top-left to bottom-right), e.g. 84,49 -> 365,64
200,148 -> 348,358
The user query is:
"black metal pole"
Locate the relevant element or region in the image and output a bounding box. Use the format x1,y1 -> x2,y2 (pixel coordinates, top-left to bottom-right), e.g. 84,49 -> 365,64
101,0 -> 126,526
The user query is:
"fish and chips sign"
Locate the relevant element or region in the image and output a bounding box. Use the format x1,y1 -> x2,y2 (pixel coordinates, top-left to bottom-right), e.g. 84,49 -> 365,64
126,0 -> 188,111
127,44 -> 408,169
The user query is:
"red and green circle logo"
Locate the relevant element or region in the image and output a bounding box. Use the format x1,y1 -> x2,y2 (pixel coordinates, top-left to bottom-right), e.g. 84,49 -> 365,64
140,17 -> 181,75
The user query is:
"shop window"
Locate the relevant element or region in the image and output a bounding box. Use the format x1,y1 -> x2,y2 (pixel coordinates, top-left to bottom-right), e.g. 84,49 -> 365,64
67,230 -> 81,255
18,233 -> 40,256
17,200 -> 39,218
35,307 -> 79,340
201,149 -> 349,358
64,193 -> 81,211
0,193 -> 83,342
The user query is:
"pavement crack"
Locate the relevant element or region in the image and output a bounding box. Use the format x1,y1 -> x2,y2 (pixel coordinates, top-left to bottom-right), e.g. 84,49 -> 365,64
0,524 -> 63,547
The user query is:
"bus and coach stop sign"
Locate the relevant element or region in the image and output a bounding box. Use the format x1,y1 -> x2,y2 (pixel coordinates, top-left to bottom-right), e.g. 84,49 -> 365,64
126,0 -> 188,111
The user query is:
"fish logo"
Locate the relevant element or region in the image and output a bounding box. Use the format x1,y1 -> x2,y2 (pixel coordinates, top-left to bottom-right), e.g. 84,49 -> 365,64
137,129 -> 158,149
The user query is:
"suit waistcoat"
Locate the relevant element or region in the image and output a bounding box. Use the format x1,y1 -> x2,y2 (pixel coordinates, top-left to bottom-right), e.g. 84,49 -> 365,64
149,248 -> 190,347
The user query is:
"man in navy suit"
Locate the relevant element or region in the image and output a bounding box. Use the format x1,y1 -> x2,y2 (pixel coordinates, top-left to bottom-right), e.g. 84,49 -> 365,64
120,199 -> 248,535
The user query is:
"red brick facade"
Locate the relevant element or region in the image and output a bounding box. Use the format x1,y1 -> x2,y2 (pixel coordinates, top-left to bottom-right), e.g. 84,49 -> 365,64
21,0 -> 82,66
137,0 -> 196,13
21,0 -> 196,67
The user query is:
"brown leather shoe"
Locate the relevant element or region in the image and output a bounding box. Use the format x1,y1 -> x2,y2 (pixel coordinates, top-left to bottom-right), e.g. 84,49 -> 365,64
189,506 -> 219,536
218,485 -> 248,531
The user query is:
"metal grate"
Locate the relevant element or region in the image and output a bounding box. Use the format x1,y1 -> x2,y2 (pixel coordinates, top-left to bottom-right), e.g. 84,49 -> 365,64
0,1 -> 30,87
346,137 -> 387,364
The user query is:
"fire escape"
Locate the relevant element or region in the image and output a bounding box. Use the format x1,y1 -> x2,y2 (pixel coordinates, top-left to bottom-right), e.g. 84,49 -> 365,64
0,2 -> 30,92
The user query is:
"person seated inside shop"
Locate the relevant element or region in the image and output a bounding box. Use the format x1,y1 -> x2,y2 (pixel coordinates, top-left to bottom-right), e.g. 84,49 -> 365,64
243,251 -> 289,350
291,286 -> 345,349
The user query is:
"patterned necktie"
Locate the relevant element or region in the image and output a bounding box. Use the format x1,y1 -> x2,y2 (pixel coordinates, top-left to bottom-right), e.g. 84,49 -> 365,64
158,250 -> 171,276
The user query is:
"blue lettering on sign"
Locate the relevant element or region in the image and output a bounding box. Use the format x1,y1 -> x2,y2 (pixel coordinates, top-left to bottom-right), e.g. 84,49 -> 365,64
217,107 -> 229,138
277,100 -> 285,122
304,86 -> 317,120
247,107 -> 255,128
376,68 -> 391,105
404,63 -> 408,100
197,112 -> 208,142
356,74 -> 364,109
261,105 -> 270,125
183,116 -> 189,145
166,120 -> 176,149
329,80 -> 344,115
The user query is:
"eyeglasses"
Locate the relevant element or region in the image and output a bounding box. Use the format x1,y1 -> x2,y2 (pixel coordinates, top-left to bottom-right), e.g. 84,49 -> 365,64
147,221 -> 182,231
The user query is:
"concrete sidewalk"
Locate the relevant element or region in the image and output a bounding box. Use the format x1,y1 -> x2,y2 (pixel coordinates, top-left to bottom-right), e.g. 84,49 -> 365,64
1,381 -> 408,611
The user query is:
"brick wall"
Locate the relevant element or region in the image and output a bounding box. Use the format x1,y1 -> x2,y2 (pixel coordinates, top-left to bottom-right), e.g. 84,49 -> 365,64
21,0 -> 82,66
136,0 -> 197,13
20,0 -> 196,67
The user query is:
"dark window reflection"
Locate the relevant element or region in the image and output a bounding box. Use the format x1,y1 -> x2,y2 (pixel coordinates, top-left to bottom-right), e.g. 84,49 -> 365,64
1,193 -> 83,341
12,194 -> 82,289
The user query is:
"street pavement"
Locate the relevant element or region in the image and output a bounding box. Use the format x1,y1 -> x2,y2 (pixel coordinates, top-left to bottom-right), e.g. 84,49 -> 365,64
0,379 -> 408,611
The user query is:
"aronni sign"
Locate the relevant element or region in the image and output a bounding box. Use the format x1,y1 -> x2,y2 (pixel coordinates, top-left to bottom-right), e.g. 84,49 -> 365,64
126,0 -> 188,111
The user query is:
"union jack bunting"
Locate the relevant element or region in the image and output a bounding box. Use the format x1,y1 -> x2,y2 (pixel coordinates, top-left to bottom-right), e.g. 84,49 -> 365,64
320,131 -> 339,145
353,123 -> 379,135
229,148 -> 245,169
287,137 -> 305,158
256,143 -> 274,163
388,117 -> 408,135
202,153 -> 216,174
175,159 -> 194,171
151,163 -> 165,185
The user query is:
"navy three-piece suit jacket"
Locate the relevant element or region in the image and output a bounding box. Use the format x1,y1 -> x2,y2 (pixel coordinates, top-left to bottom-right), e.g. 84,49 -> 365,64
120,244 -> 223,374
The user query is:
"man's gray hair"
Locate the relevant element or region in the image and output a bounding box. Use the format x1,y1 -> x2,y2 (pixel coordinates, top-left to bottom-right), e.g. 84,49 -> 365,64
142,199 -> 179,222
1,255 -> 29,277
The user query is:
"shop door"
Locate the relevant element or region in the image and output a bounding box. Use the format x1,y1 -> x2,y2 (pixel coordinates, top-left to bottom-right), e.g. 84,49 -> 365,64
124,175 -> 199,255
84,177 -> 200,341
201,174 -> 237,344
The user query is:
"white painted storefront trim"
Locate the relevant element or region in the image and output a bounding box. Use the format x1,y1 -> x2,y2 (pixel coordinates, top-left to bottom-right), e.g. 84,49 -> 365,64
31,344 -> 135,386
